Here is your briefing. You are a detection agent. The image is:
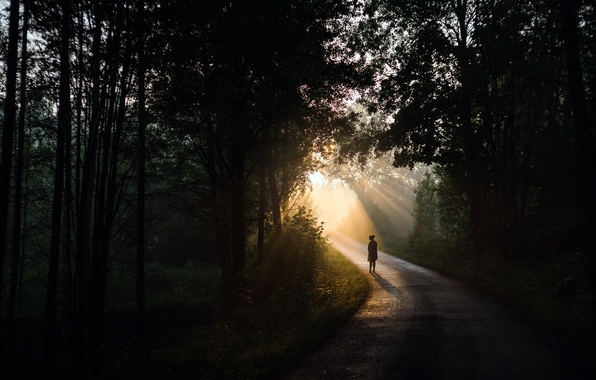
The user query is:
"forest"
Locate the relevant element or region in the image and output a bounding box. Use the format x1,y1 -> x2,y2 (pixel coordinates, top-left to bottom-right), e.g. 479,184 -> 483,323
0,0 -> 594,377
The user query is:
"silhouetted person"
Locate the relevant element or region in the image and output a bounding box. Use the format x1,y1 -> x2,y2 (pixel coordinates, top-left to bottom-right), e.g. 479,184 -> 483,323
368,235 -> 378,273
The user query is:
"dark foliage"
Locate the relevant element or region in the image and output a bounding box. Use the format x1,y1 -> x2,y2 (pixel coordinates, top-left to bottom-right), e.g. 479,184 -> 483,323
354,0 -> 596,260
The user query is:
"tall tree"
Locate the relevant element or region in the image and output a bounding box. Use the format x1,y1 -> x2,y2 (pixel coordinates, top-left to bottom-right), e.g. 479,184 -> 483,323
557,0 -> 596,246
74,1 -> 102,366
0,0 -> 20,317
23,0 -> 144,370
7,0 -> 30,340
154,0 -> 364,288
136,0 -> 147,346
558,0 -> 595,159
356,0 -> 488,251
354,0 -> 595,258
44,0 -> 70,364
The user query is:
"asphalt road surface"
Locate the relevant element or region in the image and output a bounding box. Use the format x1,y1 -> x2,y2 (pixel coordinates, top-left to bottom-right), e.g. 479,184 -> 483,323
280,232 -> 594,380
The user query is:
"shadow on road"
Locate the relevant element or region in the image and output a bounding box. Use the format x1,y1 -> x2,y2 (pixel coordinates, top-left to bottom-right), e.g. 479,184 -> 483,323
371,273 -> 403,300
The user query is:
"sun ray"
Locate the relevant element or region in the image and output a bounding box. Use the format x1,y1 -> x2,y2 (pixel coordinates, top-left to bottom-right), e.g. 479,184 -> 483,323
306,180 -> 357,230
302,164 -> 417,247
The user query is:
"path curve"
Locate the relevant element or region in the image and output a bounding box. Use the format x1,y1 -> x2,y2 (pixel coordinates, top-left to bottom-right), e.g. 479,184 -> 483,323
280,232 -> 593,379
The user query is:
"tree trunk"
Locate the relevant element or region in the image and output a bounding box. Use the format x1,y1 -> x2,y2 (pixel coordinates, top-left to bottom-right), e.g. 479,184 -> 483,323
0,0 -> 20,317
211,173 -> 232,290
559,0 -> 595,158
267,166 -> 283,234
257,166 -> 266,264
230,187 -> 246,278
76,0 -> 104,370
7,0 -> 29,341
230,141 -> 247,279
205,123 -> 233,290
558,0 -> 596,247
454,1 -> 482,255
136,0 -> 148,346
45,0 -> 71,365
89,3 -> 134,371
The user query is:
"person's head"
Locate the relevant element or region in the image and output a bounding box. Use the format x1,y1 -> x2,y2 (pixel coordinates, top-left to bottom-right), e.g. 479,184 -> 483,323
369,235 -> 375,240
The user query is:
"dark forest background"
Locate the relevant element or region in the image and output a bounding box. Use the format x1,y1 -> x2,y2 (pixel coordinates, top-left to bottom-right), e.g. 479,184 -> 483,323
0,0 -> 594,377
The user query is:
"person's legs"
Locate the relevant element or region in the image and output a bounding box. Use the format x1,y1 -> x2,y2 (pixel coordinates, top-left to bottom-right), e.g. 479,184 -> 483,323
369,261 -> 372,273
372,261 -> 376,273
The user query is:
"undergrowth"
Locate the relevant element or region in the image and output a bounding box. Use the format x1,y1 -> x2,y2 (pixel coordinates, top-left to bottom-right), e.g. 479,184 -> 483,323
7,209 -> 368,379
103,211 -> 368,379
105,245 -> 367,379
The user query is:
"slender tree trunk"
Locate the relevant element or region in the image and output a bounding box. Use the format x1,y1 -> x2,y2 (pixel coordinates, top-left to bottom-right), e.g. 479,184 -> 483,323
76,1 -> 104,371
257,165 -> 266,264
206,125 -> 232,290
454,1 -> 482,255
267,166 -> 283,234
558,0 -> 596,247
264,122 -> 283,236
258,98 -> 277,258
88,6 -> 129,372
136,0 -> 148,346
61,11 -> 74,340
230,188 -> 246,278
230,140 -> 247,279
19,153 -> 31,311
0,0 -> 20,318
213,185 -> 232,290
45,0 -> 71,365
7,0 -> 29,340
559,0 -> 595,158
69,3 -> 84,343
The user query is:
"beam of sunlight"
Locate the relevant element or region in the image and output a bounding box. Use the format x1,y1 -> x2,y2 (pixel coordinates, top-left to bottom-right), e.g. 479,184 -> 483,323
334,199 -> 378,245
303,165 -> 417,248
306,175 -> 357,230
366,182 -> 414,234
303,171 -> 378,246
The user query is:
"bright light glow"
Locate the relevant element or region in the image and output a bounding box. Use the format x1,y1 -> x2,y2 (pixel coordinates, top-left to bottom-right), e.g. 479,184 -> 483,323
301,159 -> 420,246
305,172 -> 357,230
309,171 -> 328,186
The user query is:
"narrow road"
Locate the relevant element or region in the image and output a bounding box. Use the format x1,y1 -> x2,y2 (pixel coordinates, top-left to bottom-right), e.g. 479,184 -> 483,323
281,232 -> 594,379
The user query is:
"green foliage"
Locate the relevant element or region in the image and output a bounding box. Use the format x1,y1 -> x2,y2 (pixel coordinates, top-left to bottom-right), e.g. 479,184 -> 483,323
411,171 -> 439,241
250,206 -> 330,303
409,168 -> 472,257
281,206 -> 327,255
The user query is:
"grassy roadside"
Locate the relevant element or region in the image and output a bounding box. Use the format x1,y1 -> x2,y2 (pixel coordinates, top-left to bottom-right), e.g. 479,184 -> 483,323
387,242 -> 596,359
104,244 -> 369,379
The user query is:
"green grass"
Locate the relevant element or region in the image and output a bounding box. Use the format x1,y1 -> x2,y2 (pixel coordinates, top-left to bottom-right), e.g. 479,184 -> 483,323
103,244 -> 369,379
